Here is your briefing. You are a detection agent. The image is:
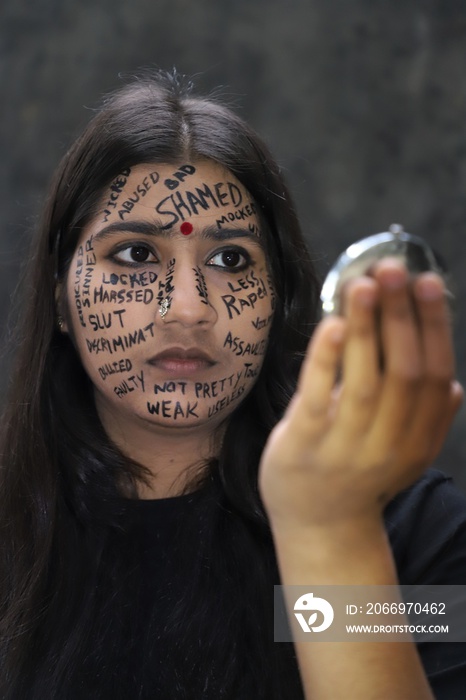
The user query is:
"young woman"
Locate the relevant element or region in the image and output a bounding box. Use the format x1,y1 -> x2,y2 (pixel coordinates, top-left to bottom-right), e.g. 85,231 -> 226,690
1,70 -> 466,699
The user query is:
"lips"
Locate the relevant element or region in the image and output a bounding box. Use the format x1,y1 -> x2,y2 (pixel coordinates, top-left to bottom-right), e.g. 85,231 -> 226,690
147,347 -> 217,375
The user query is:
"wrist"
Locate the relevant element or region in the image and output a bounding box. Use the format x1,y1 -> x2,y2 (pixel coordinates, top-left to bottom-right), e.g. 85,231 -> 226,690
271,516 -> 398,585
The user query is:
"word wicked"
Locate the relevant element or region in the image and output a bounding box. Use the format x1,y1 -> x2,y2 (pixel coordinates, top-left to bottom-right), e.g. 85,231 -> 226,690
252,313 -> 274,330
102,168 -> 132,222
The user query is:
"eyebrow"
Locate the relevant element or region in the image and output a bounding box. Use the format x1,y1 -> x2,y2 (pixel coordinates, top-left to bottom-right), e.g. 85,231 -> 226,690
91,219 -> 265,248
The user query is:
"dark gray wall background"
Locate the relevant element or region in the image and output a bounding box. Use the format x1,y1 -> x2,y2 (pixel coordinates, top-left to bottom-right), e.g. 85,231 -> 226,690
2,0 -> 466,490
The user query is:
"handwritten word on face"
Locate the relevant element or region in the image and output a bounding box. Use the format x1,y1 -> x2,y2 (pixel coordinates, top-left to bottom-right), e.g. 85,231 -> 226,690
65,161 -> 275,434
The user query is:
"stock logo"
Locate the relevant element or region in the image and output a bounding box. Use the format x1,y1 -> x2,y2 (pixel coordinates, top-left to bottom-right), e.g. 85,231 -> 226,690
294,592 -> 334,633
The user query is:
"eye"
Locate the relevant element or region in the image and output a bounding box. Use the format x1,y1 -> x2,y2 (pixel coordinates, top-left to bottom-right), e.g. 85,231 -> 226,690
207,248 -> 250,271
112,244 -> 158,265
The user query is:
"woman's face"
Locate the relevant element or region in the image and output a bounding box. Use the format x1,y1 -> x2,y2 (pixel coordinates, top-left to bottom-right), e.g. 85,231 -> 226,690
64,160 -> 275,434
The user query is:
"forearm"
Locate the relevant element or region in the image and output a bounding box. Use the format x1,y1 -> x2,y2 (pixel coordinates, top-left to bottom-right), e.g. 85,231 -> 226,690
272,519 -> 434,700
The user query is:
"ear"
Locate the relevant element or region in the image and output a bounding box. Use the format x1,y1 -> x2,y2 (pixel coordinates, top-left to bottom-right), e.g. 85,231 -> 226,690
54,283 -> 69,333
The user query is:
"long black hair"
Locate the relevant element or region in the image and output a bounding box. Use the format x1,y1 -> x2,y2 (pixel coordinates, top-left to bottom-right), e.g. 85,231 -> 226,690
0,70 -> 321,698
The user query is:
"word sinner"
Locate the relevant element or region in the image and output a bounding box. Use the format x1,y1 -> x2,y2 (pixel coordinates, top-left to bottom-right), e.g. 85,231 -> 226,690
74,238 -> 96,327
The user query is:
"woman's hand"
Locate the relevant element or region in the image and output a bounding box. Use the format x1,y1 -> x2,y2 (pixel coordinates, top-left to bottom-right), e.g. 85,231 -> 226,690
259,259 -> 463,533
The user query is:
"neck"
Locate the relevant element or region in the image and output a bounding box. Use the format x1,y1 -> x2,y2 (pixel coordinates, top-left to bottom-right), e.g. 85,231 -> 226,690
95,395 -> 224,499
132,425 -> 221,499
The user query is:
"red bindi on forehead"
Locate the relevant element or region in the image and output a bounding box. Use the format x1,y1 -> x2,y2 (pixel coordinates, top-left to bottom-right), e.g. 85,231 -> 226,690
180,222 -> 194,235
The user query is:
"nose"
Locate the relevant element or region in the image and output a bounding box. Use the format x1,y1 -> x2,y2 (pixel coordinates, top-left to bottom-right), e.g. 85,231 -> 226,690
157,260 -> 217,328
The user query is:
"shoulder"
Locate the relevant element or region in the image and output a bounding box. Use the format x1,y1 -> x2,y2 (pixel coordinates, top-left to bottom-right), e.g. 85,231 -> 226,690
384,468 -> 466,584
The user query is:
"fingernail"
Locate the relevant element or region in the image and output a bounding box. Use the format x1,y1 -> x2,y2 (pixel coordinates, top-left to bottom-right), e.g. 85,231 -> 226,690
415,274 -> 444,301
357,288 -> 377,307
380,270 -> 406,290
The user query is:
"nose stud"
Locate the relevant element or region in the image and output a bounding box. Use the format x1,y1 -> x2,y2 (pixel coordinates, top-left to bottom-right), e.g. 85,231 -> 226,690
159,297 -> 171,320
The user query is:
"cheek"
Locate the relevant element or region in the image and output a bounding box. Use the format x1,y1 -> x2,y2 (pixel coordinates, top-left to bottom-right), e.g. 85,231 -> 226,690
217,267 -> 275,332
217,267 -> 275,375
65,249 -> 158,384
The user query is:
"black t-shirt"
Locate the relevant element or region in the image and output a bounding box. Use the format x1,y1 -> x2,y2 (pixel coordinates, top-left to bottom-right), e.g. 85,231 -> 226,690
115,469 -> 466,698
384,469 -> 466,697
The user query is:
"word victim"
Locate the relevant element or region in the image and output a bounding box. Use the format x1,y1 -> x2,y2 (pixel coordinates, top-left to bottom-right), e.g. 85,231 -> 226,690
252,313 -> 274,330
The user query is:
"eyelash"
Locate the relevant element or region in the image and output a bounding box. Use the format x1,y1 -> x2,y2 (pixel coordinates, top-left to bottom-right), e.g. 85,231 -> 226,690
110,242 -> 158,267
109,243 -> 253,272
206,247 -> 252,272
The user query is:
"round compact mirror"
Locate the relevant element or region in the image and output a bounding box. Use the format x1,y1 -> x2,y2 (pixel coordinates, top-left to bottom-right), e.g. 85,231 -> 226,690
320,224 -> 448,316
